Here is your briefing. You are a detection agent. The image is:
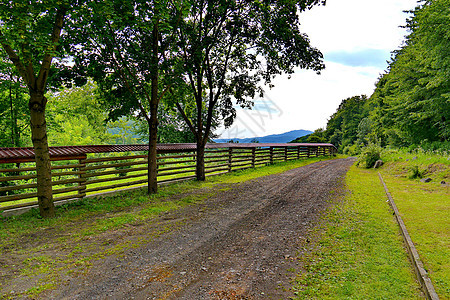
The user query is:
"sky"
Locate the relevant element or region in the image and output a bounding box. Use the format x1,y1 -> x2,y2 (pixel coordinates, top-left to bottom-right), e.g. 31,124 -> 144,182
217,0 -> 419,140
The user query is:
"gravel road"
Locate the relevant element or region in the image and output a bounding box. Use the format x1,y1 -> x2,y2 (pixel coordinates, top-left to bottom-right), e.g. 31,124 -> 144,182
48,158 -> 355,299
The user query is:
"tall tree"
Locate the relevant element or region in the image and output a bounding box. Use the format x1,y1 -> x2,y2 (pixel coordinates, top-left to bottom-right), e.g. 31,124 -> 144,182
175,0 -> 325,180
369,0 -> 449,145
324,95 -> 369,149
0,1 -> 68,217
65,0 -> 187,193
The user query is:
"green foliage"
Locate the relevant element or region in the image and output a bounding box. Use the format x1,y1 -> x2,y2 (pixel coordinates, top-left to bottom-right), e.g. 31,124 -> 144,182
108,117 -> 139,145
290,134 -> 310,143
321,1 -> 449,151
323,95 -> 369,150
64,0 -> 185,123
369,0 -> 450,145
306,128 -> 326,143
408,165 -> 424,179
46,81 -> 115,146
411,141 -> 450,153
173,0 -> 325,153
0,0 -> 68,70
342,144 -> 361,156
133,103 -> 199,144
0,64 -> 30,147
357,143 -> 383,168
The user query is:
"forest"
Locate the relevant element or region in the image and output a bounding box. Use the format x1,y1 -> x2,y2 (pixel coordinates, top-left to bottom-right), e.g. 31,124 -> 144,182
296,0 -> 449,153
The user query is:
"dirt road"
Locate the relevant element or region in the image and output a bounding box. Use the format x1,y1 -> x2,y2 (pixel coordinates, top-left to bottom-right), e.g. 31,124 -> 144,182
48,158 -> 355,299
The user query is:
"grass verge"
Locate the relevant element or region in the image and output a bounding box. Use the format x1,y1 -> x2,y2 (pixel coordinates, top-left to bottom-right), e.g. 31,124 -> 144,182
0,155 -> 336,298
379,172 -> 449,298
380,148 -> 449,298
293,165 -> 422,299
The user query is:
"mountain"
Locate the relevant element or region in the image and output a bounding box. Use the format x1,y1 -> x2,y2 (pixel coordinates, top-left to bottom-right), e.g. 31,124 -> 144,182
214,129 -> 312,144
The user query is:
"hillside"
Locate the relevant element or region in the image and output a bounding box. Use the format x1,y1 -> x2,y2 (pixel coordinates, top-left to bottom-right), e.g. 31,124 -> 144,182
214,129 -> 312,144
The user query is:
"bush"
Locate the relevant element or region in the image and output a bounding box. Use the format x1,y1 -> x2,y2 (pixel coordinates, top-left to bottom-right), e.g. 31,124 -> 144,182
343,144 -> 361,156
357,144 -> 383,168
409,165 -> 424,179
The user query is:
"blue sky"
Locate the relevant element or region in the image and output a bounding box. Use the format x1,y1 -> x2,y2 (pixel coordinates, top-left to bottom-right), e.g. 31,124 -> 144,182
218,0 -> 419,139
324,49 -> 392,69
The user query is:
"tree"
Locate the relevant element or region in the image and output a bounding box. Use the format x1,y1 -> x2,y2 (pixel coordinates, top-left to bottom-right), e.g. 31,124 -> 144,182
307,128 -> 326,143
0,1 -> 68,218
324,95 -> 368,149
369,0 -> 449,145
65,0 -> 187,193
133,103 -> 197,144
174,0 -> 325,180
290,134 -> 311,143
46,80 -> 114,145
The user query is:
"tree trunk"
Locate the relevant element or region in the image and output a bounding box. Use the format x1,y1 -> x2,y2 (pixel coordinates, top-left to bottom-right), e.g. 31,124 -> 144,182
29,93 -> 54,218
148,22 -> 159,194
196,139 -> 206,181
148,99 -> 158,194
14,89 -> 20,147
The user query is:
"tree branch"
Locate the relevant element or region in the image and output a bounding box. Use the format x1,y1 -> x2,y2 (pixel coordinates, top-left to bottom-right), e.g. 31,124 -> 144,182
0,30 -> 34,87
175,102 -> 198,139
36,6 -> 67,92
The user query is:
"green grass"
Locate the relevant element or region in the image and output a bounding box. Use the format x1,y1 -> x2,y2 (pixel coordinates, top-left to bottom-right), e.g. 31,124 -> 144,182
293,165 -> 421,299
379,147 -> 449,298
0,155 -> 336,298
379,172 -> 449,298
381,148 -> 450,183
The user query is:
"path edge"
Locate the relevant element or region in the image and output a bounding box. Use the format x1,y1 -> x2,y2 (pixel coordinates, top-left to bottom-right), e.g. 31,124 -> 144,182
378,172 -> 439,300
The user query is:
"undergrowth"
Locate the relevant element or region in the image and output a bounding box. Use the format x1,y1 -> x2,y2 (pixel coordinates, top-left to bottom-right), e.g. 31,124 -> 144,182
381,148 -> 450,183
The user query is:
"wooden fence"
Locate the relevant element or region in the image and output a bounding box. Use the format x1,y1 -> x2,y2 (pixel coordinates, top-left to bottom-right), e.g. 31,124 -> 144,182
0,143 -> 336,215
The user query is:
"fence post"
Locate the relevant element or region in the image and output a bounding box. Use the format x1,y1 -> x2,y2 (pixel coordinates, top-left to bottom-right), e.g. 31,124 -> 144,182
284,147 -> 288,162
297,146 -> 300,159
228,148 -> 233,172
270,147 -> 274,164
78,154 -> 87,198
251,147 -> 256,168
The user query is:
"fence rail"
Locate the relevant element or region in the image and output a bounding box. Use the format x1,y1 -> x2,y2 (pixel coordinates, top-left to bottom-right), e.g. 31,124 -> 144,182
0,143 -> 336,215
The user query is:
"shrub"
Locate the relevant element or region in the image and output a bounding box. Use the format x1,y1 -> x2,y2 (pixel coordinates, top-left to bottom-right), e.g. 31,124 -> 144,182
357,144 -> 383,168
409,165 -> 424,179
343,144 -> 361,156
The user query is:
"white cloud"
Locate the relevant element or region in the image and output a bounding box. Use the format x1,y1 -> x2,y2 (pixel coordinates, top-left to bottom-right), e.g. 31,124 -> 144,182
299,0 -> 417,52
218,0 -> 418,139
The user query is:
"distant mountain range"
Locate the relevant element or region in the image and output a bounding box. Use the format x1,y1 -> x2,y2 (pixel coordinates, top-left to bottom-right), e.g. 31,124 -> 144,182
214,129 -> 312,144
